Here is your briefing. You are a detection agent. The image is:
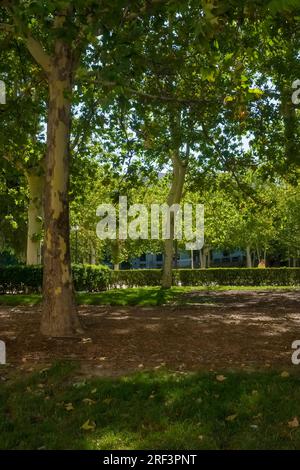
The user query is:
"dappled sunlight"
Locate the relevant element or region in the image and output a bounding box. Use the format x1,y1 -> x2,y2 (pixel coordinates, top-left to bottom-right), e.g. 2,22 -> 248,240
2,364 -> 300,449
1,290 -> 300,373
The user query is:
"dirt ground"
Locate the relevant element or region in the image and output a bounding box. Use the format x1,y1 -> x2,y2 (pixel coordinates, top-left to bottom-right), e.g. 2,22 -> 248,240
1,290 -> 300,376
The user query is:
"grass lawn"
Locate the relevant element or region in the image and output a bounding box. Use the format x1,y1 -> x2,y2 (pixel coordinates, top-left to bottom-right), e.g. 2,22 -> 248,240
0,285 -> 299,307
1,362 -> 300,450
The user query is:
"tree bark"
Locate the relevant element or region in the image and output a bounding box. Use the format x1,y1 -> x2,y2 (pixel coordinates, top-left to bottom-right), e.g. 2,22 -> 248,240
207,249 -> 211,268
161,151 -> 187,288
112,239 -> 121,271
40,38 -> 81,337
281,85 -> 298,165
25,171 -> 43,265
174,240 -> 178,269
204,246 -> 210,268
246,246 -> 252,268
90,245 -> 96,265
200,248 -> 205,268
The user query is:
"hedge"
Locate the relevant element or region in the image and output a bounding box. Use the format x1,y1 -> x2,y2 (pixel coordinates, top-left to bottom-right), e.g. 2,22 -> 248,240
172,268 -> 300,287
0,265 -> 42,293
0,264 -> 110,294
0,266 -> 299,293
110,268 -> 300,288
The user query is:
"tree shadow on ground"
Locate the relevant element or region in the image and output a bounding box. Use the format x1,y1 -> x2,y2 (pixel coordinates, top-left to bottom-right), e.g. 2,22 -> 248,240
1,362 -> 300,450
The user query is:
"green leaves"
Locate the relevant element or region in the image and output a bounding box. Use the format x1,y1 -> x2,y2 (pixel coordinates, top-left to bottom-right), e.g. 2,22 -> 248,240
268,0 -> 300,14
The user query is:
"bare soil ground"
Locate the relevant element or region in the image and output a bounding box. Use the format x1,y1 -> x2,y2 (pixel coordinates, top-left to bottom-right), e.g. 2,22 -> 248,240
1,290 -> 300,376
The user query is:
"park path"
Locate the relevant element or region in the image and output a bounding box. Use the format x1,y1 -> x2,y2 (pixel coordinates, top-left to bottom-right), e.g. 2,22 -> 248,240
1,290 -> 300,376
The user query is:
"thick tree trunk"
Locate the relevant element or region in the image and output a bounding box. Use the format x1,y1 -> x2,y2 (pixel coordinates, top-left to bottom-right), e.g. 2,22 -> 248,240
161,152 -> 187,288
174,240 -> 178,269
246,246 -> 252,268
41,41 -> 81,337
26,172 -> 43,265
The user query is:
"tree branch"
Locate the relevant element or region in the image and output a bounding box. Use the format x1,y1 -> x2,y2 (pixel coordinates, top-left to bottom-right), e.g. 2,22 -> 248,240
25,35 -> 52,74
0,1 -> 52,73
89,77 -> 219,106
3,153 -> 24,172
0,22 -> 14,32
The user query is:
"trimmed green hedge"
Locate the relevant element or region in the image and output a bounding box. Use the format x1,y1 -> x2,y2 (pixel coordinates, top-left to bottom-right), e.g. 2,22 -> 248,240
110,269 -> 161,288
0,264 -> 110,294
110,268 -> 300,288
0,266 -> 299,293
72,264 -> 111,291
172,268 -> 300,287
0,265 -> 42,293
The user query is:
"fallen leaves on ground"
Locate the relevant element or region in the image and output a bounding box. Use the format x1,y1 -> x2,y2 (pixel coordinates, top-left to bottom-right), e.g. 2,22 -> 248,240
216,375 -> 227,382
81,419 -> 96,431
226,414 -> 237,422
64,403 -> 74,411
82,398 -> 96,405
102,398 -> 112,405
281,371 -> 290,378
288,417 -> 299,428
81,338 -> 92,344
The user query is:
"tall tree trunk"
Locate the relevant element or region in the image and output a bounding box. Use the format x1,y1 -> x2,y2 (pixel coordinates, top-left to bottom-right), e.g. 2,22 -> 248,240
190,250 -> 194,269
281,85 -> 299,165
207,248 -> 211,268
200,248 -> 205,268
263,247 -> 267,266
41,40 -> 81,337
246,246 -> 252,268
174,240 -> 178,269
161,152 -> 187,288
90,245 -> 96,265
204,246 -> 210,268
26,171 -> 43,265
256,246 -> 261,264
112,239 -> 121,271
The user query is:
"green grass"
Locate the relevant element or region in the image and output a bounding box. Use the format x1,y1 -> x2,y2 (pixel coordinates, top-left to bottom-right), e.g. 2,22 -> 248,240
0,285 -> 299,307
1,362 -> 300,449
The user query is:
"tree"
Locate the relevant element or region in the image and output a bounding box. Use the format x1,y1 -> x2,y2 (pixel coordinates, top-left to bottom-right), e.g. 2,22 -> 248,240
0,30 -> 47,264
1,0 -> 158,336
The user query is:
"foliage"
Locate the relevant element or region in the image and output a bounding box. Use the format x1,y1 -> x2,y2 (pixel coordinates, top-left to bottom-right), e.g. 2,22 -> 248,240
173,268 -> 300,287
0,264 -> 110,294
1,266 -> 299,293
